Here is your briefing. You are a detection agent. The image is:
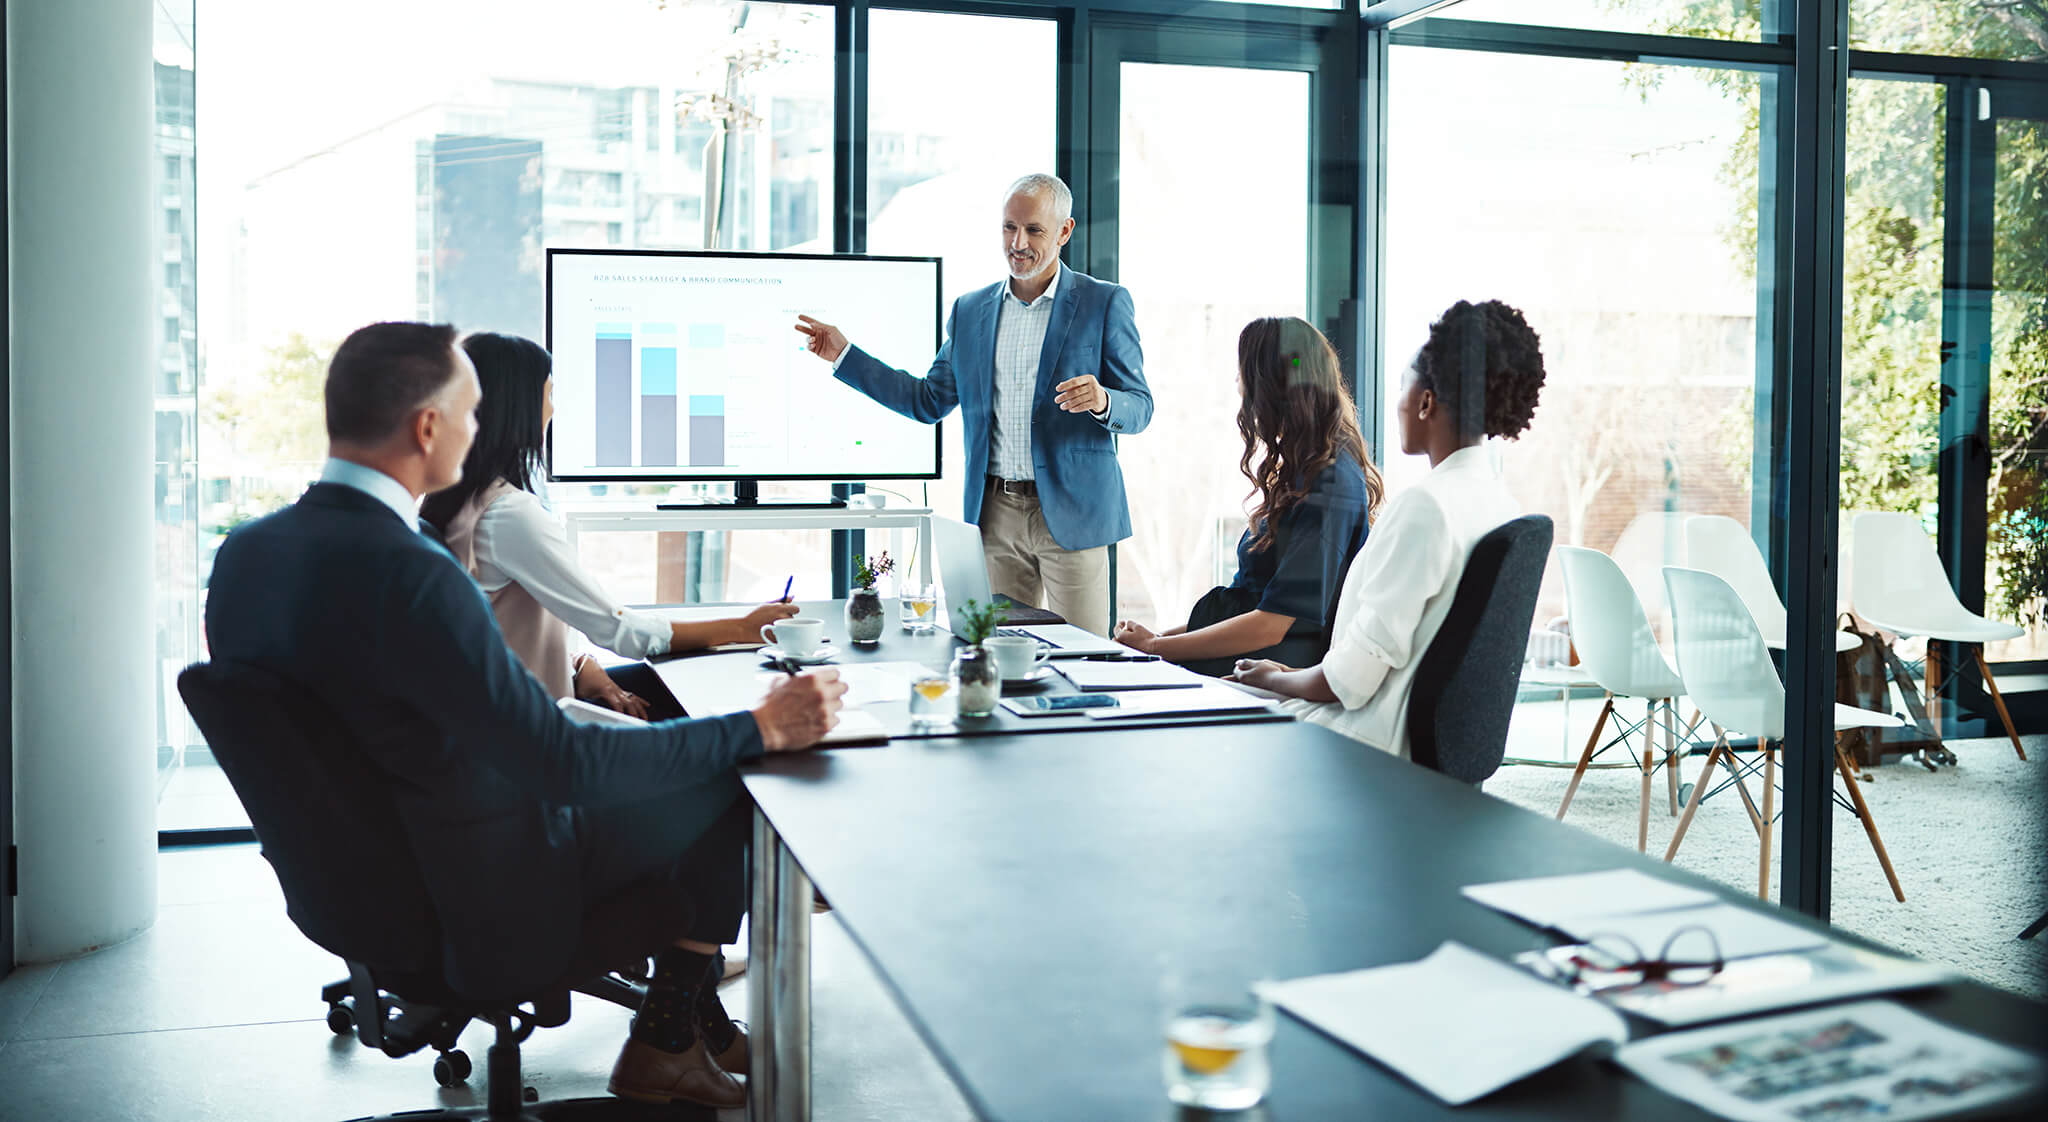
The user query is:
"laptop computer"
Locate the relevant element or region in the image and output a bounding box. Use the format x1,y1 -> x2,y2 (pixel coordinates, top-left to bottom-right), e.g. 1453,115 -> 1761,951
929,515 -> 1128,657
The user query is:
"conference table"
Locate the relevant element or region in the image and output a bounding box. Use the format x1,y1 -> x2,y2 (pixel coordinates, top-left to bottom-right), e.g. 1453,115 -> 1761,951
649,602 -> 2048,1121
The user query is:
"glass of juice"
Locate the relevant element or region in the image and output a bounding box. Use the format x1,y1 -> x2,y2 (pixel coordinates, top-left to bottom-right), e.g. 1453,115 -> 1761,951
900,584 -> 939,634
907,671 -> 955,728
1160,975 -> 1274,1110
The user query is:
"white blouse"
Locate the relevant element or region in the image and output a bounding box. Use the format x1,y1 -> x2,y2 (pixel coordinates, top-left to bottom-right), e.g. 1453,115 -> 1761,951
469,486 -> 673,660
1284,444 -> 1520,758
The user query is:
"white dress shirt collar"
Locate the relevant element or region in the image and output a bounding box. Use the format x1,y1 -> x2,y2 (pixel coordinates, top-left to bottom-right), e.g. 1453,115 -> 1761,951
1006,260 -> 1062,308
319,457 -> 420,531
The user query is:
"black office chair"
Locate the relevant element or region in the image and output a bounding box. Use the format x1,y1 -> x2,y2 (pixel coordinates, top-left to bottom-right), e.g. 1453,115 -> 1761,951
1407,515 -> 1556,784
176,661 -> 705,1121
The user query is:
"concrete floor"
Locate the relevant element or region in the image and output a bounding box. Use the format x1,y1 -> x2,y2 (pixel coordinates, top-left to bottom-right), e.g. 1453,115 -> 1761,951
0,844 -> 975,1122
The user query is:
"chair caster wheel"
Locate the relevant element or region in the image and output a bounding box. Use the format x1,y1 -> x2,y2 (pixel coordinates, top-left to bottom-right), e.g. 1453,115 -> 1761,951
433,1049 -> 472,1087
326,1004 -> 354,1035
524,1087 -> 540,1103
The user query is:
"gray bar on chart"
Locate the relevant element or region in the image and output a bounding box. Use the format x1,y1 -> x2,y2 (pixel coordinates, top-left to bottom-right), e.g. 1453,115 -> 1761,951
595,338 -> 633,466
642,395 -> 677,466
689,415 -> 725,467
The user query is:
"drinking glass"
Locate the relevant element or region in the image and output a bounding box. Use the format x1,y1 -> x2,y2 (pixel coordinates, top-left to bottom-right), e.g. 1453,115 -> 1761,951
1160,972 -> 1275,1110
907,671 -> 955,728
900,584 -> 939,634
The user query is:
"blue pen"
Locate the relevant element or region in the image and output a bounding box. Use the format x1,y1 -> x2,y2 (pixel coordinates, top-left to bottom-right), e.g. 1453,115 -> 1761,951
780,575 -> 794,603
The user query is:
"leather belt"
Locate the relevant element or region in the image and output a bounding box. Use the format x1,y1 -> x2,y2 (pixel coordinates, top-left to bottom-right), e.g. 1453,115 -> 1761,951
988,475 -> 1037,498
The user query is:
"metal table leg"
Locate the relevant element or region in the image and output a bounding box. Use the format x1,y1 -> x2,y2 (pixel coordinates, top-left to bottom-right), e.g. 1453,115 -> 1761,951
749,805 -> 813,1122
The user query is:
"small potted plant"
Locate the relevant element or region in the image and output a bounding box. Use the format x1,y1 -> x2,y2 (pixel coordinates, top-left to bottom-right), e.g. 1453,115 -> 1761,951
846,551 -> 894,644
949,598 -> 1007,717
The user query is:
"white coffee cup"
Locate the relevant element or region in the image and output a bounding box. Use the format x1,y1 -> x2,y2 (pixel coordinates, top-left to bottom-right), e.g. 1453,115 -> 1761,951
984,634 -> 1050,679
762,617 -> 826,656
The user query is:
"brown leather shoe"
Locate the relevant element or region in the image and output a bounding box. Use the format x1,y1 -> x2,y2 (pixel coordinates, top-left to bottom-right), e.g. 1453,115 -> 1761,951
607,1036 -> 744,1109
709,1024 -> 750,1077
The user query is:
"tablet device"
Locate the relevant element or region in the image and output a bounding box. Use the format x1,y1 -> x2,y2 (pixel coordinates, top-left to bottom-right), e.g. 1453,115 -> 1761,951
1000,693 -> 1121,717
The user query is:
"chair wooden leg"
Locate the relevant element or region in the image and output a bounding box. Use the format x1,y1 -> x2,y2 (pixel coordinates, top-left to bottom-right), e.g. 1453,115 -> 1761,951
1758,741 -> 1776,901
1665,734 -> 1727,862
1557,696 -> 1614,821
1974,649 -> 2027,762
1637,700 -> 1656,853
1835,744 -> 1906,902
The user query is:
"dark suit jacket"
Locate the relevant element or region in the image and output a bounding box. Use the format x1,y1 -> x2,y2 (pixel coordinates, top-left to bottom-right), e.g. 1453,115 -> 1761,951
205,482 -> 763,997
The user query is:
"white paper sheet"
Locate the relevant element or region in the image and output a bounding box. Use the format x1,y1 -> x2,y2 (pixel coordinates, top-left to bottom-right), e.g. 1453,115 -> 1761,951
1055,660 -> 1206,691
558,697 -> 650,727
1255,942 -> 1629,1105
826,661 -> 932,707
1462,868 -> 1719,930
1084,682 -> 1277,719
1554,902 -> 1829,962
1614,1000 -> 2044,1122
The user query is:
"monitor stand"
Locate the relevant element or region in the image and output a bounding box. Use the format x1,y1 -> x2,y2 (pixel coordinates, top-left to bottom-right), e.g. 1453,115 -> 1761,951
656,479 -> 849,510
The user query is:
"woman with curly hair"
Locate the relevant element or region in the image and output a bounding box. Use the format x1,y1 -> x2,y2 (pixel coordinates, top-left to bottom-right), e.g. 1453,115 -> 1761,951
1231,299 -> 1546,758
1112,317 -> 1380,676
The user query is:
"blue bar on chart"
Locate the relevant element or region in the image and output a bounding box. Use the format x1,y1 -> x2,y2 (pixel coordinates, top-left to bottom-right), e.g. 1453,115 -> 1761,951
594,323 -> 634,466
689,395 -> 725,467
687,323 -> 727,467
640,339 -> 678,467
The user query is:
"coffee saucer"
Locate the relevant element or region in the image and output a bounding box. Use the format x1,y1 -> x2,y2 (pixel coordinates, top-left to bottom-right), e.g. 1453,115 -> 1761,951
1000,665 -> 1059,691
760,644 -> 837,666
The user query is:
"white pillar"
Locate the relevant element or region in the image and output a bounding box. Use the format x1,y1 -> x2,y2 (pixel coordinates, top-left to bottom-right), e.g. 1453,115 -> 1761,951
8,0 -> 159,961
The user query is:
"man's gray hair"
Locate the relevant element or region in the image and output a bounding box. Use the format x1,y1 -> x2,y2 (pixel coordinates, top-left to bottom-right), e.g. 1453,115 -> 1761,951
1005,173 -> 1072,222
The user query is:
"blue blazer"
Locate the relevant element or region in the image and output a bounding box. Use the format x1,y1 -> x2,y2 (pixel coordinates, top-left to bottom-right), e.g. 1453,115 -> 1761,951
835,267 -> 1152,551
206,483 -> 762,998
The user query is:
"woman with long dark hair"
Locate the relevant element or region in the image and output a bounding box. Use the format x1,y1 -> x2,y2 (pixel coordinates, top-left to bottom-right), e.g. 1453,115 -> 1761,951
1232,300 -> 1547,758
1112,317 -> 1381,675
422,333 -> 795,717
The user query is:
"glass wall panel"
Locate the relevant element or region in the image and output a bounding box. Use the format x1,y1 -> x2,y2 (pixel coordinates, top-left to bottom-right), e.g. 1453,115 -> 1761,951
1989,113 -> 2048,662
153,0 -> 207,829
1384,44 -> 1765,857
1849,0 -> 2048,61
860,7 -> 1058,595
198,0 -> 830,606
1444,0 -> 1769,41
1113,62 -> 1310,627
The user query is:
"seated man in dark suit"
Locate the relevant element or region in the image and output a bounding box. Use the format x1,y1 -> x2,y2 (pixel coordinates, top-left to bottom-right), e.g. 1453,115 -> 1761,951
205,321 -> 845,1109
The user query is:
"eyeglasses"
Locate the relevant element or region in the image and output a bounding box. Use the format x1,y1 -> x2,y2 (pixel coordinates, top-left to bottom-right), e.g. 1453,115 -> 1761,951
1550,925 -> 1726,990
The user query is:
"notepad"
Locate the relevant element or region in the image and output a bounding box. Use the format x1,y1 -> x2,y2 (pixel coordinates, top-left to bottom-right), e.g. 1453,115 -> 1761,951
1257,942 -> 1628,1105
1056,659 -> 1206,691
1083,682 -> 1277,719
558,697 -> 650,727
1462,868 -> 1719,929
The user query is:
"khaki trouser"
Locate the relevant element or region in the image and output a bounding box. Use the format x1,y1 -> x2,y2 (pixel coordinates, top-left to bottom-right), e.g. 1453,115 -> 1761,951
978,486 -> 1111,636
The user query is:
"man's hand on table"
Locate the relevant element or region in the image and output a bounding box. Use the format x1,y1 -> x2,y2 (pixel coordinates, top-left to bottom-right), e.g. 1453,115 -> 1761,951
752,670 -> 848,751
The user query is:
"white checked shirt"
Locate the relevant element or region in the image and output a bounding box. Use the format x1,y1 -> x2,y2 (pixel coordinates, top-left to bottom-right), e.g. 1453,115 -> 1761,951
987,264 -> 1062,480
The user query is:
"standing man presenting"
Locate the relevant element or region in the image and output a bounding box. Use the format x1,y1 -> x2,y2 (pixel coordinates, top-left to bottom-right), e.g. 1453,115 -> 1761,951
794,173 -> 1151,635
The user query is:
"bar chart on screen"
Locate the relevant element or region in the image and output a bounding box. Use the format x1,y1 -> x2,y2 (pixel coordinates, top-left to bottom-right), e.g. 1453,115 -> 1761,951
549,250 -> 942,483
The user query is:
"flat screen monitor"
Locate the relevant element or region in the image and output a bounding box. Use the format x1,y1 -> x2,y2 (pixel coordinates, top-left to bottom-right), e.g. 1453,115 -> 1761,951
546,248 -> 942,483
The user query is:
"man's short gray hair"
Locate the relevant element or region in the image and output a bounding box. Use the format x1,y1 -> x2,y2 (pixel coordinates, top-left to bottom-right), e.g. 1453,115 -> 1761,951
1005,173 -> 1072,222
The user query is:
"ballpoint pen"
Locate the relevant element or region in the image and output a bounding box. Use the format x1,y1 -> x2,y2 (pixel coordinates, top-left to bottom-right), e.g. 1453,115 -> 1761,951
780,575 -> 795,602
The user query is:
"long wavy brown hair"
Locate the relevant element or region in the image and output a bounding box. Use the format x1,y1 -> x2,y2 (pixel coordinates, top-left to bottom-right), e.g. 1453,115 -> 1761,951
1236,317 -> 1382,553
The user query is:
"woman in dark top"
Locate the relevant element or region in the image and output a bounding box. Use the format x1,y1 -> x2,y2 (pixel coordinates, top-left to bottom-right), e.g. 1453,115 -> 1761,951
1114,317 -> 1382,676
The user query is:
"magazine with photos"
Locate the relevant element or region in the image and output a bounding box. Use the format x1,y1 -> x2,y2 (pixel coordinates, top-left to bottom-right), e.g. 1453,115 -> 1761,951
1614,1000 -> 2043,1122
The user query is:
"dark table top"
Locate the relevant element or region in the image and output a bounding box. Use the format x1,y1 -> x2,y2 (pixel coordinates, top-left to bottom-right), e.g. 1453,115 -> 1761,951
650,600 -> 1288,740
742,721 -> 2048,1121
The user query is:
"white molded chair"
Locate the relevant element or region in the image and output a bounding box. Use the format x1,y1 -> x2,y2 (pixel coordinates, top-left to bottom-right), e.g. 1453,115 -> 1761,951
1684,515 -> 1860,654
1662,567 -> 1908,901
1553,546 -> 1699,853
1611,512 -> 1694,635
1850,512 -> 2027,760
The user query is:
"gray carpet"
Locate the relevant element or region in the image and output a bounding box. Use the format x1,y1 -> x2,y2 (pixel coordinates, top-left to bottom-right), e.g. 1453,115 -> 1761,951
1482,732 -> 2048,1000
